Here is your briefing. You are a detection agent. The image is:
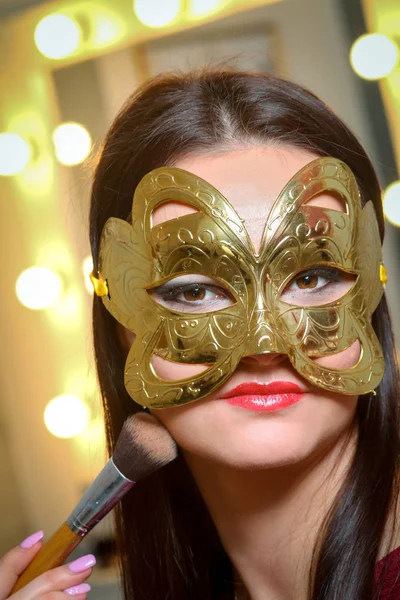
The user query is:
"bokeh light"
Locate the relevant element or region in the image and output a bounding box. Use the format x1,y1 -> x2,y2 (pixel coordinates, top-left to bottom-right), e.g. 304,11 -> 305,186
383,181 -> 400,227
44,394 -> 90,438
350,34 -> 399,80
75,417 -> 106,458
82,255 -> 94,294
92,14 -> 122,46
34,14 -> 81,59
52,122 -> 92,166
47,290 -> 83,328
190,0 -> 223,18
133,0 -> 181,28
0,133 -> 31,176
16,266 -> 62,310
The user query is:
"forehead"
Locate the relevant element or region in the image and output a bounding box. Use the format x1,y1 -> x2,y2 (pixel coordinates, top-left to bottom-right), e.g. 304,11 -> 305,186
153,146 -> 341,252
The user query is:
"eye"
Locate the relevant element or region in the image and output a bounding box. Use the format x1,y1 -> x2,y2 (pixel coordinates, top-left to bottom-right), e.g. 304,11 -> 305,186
148,275 -> 235,314
280,266 -> 356,306
180,284 -> 207,302
289,271 -> 333,291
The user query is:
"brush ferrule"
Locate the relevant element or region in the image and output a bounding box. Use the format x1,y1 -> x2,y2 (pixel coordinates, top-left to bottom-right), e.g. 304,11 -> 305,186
67,458 -> 135,536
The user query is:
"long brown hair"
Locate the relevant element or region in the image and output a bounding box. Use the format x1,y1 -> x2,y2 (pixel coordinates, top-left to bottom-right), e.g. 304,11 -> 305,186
89,69 -> 400,599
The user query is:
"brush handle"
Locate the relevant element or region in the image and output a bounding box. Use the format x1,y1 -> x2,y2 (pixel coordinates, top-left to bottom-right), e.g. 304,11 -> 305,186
11,522 -> 82,592
11,459 -> 134,593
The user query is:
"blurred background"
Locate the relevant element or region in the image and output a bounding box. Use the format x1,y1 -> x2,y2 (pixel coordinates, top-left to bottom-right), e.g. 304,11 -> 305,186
0,0 -> 399,597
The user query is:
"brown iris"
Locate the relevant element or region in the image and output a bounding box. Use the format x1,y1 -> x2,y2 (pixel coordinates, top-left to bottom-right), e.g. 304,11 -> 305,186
183,285 -> 206,301
296,274 -> 319,289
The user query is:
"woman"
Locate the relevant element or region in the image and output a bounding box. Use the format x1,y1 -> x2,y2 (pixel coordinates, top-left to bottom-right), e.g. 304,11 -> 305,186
2,70 -> 400,600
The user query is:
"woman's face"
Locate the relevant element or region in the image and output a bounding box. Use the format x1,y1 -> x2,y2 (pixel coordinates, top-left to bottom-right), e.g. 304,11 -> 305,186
121,145 -> 360,469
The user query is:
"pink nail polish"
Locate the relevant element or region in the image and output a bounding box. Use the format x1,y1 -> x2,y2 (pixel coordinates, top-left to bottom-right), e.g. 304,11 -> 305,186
64,583 -> 91,596
20,530 -> 44,549
67,554 -> 96,573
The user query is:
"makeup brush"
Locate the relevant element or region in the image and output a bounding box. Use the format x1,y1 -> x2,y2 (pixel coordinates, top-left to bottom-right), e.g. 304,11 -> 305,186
12,412 -> 178,592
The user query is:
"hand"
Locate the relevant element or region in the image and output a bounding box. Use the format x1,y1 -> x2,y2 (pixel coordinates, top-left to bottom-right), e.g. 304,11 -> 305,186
0,531 -> 95,598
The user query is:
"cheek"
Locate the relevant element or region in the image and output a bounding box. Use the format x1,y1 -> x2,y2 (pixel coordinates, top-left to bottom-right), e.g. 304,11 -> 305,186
121,330 -> 361,379
151,354 -> 208,379
117,325 -> 208,379
120,318 -> 363,399
314,339 -> 361,369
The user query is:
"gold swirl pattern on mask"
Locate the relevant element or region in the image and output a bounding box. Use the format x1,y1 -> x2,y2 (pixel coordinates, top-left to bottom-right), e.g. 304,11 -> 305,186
97,157 -> 385,407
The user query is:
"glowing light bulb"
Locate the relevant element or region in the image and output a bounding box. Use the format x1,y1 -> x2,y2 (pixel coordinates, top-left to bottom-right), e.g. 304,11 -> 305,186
92,15 -> 121,46
53,122 -> 92,166
133,0 -> 181,28
383,181 -> 400,227
190,0 -> 223,18
350,34 -> 399,80
0,133 -> 31,176
16,266 -> 62,310
44,394 -> 90,439
34,14 -> 81,59
82,255 -> 94,294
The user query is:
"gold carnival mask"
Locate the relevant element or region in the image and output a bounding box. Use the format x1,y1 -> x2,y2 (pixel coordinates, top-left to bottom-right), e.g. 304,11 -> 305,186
92,157 -> 386,408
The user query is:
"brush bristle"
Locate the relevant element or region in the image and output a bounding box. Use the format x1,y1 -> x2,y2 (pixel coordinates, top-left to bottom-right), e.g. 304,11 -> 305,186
112,412 -> 178,482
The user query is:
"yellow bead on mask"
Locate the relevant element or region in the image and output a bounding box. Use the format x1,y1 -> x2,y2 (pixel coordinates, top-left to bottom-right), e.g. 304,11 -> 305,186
95,157 -> 385,408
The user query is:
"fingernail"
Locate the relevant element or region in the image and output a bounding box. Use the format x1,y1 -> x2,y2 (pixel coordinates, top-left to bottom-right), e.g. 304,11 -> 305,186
68,554 -> 96,573
64,583 -> 91,596
20,530 -> 44,549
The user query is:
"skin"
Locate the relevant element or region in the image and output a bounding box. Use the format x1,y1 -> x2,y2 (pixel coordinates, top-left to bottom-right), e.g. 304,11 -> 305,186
0,146 -> 391,600
119,146 -> 377,599
0,539 -> 93,599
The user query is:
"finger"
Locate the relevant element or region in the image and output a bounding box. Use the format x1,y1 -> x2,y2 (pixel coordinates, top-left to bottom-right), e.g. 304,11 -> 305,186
63,583 -> 91,596
21,587 -> 90,600
31,582 -> 91,598
10,555 -> 95,600
0,531 -> 44,598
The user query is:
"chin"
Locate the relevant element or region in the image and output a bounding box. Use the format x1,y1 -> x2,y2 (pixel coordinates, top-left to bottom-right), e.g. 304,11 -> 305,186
225,442 -> 317,470
181,432 -> 321,471
186,418 -> 355,472
154,392 -> 357,473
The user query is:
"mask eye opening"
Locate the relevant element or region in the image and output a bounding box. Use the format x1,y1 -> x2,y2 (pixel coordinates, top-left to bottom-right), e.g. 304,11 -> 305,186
151,201 -> 199,228
146,273 -> 237,315
278,264 -> 357,307
306,191 -> 347,213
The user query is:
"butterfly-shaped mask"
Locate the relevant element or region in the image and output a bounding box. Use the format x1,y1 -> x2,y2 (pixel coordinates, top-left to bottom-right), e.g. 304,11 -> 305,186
93,157 -> 385,408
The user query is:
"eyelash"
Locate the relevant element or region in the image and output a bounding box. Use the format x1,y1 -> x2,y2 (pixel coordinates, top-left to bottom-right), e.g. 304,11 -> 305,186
153,283 -> 232,307
151,266 -> 344,309
283,266 -> 343,294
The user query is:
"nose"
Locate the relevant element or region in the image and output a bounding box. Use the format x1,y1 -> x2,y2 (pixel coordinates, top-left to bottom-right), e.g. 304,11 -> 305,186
243,301 -> 286,357
240,352 -> 287,366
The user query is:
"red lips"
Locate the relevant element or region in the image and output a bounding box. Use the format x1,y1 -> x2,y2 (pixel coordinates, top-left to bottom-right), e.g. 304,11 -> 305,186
221,381 -> 304,398
220,381 -> 305,412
